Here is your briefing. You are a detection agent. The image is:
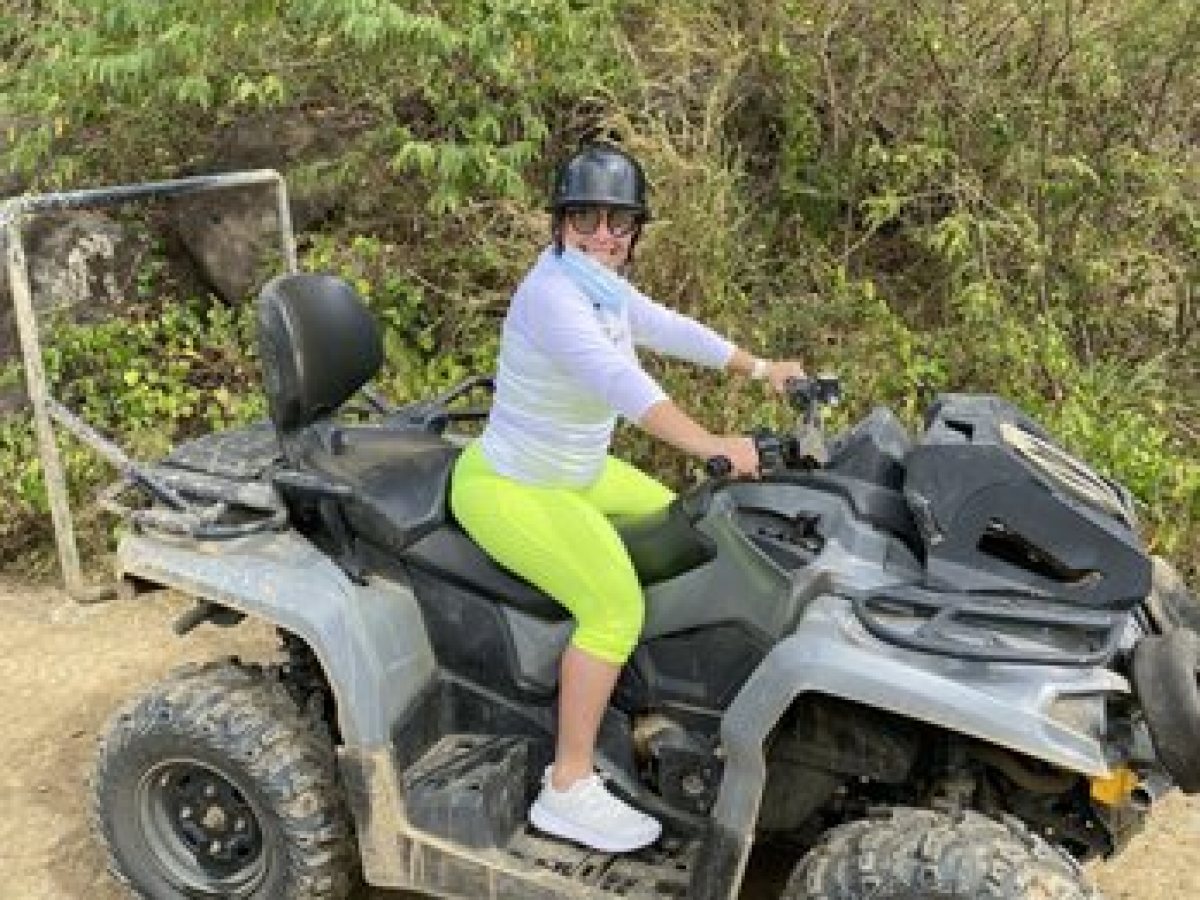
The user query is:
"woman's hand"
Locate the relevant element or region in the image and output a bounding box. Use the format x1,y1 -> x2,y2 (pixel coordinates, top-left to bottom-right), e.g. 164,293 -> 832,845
764,359 -> 807,394
706,435 -> 759,478
726,349 -> 806,393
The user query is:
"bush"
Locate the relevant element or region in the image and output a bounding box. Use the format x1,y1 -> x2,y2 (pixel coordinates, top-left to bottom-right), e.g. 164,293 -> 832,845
1,0 -> 1195,578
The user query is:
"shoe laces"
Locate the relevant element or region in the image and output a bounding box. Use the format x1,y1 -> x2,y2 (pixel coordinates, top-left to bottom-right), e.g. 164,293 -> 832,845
572,773 -> 644,819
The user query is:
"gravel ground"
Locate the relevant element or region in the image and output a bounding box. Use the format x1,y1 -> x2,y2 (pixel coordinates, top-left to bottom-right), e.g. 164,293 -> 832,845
1,578 -> 1196,899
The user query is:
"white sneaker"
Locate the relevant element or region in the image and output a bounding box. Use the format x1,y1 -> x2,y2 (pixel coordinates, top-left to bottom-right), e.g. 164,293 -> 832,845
528,767 -> 662,853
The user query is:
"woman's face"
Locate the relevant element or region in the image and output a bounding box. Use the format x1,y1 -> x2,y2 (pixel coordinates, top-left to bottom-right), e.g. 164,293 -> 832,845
561,205 -> 639,270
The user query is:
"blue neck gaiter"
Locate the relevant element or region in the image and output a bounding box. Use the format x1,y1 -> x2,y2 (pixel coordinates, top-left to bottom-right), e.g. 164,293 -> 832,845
555,247 -> 636,314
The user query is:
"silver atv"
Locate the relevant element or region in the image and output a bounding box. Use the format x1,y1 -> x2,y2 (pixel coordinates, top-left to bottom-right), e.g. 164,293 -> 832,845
91,272 -> 1200,899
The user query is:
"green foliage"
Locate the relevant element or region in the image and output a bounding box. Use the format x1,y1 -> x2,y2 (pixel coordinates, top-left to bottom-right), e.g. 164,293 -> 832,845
1,0 -> 629,209
0,299 -> 264,563
48,303 -> 263,447
301,232 -> 502,396
1,0 -> 1196,578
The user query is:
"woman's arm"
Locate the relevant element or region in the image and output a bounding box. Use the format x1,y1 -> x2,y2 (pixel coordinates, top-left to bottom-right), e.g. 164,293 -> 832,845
725,348 -> 808,392
628,293 -> 805,389
627,293 -> 733,368
637,399 -> 759,476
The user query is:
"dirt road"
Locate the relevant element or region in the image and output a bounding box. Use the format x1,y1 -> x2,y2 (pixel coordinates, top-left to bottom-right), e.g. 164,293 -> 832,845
1,578 -> 1196,899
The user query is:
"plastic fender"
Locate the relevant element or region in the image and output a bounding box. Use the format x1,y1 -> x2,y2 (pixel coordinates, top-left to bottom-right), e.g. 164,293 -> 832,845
697,593 -> 1125,900
117,530 -> 436,747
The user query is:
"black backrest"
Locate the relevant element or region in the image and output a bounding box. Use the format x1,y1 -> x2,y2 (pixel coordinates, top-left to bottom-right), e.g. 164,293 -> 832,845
256,274 -> 383,432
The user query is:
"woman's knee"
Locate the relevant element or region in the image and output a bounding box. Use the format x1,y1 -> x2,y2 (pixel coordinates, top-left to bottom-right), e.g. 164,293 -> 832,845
572,590 -> 645,664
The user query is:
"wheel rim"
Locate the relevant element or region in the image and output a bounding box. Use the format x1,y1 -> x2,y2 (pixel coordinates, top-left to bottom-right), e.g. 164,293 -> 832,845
137,757 -> 269,895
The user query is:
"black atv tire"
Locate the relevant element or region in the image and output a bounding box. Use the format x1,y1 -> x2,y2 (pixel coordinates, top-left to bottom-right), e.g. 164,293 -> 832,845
785,807 -> 1099,899
1149,556 -> 1200,634
1132,628 -> 1200,793
90,660 -> 357,899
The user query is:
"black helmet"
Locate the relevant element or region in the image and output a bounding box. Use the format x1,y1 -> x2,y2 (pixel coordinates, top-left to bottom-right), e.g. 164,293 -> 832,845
550,143 -> 651,220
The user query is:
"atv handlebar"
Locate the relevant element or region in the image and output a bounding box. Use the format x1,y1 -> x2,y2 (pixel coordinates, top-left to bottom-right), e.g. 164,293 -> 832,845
703,374 -> 841,479
786,375 -> 842,424
702,431 -> 789,479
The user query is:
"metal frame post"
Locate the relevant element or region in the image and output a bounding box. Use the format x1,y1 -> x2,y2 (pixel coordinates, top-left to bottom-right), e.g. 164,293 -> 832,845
6,221 -> 84,594
0,169 -> 298,601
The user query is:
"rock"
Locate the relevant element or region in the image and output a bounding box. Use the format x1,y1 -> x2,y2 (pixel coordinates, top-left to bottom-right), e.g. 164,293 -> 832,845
1,211 -> 150,411
0,383 -> 26,417
165,181 -> 280,304
161,106 -> 384,304
26,212 -> 137,318
213,113 -> 323,170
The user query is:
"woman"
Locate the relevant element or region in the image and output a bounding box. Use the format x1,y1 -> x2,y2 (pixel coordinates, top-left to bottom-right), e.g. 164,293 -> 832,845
450,143 -> 805,853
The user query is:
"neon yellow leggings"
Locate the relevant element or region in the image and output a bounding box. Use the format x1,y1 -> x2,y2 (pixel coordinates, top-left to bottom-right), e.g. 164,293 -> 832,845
449,442 -> 674,664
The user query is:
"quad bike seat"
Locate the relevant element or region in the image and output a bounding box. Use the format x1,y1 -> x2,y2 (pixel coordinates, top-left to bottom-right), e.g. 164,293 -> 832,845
256,273 -> 718,609
404,483 -> 719,621
610,488 -> 718,585
309,433 -> 461,550
256,272 -> 461,551
402,523 -> 568,619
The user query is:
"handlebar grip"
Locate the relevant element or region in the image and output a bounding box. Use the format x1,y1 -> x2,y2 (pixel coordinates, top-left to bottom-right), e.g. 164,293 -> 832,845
705,456 -> 733,478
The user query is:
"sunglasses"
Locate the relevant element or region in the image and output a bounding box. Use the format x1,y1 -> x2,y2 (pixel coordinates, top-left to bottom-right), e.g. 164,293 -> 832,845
564,206 -> 641,238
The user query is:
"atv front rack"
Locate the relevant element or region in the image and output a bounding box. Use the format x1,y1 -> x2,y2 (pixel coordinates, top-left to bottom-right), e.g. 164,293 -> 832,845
853,586 -> 1130,666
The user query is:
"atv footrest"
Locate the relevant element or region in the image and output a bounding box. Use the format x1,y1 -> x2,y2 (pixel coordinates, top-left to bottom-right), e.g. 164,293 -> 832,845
507,829 -> 696,898
404,733 -> 530,849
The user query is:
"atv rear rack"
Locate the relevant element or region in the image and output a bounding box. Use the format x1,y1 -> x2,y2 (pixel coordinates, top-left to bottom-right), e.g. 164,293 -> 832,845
853,586 -> 1130,666
55,406 -> 290,541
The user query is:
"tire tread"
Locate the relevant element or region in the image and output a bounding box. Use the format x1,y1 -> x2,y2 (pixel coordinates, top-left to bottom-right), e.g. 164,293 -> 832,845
787,807 -> 1101,900
90,659 -> 356,899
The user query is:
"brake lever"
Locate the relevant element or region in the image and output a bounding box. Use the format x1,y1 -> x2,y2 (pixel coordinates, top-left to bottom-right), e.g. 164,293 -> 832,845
750,429 -> 786,472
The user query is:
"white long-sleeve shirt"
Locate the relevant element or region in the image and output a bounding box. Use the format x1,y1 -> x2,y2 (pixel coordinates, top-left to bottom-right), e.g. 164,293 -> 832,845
480,248 -> 734,486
